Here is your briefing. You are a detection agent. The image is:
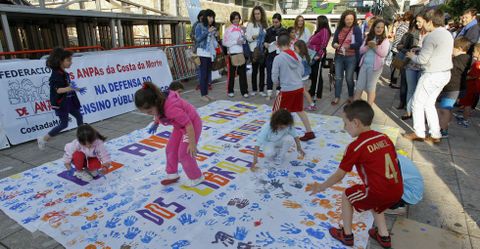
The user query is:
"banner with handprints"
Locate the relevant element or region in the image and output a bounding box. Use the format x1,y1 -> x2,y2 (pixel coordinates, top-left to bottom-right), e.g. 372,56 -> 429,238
0,101 -> 399,249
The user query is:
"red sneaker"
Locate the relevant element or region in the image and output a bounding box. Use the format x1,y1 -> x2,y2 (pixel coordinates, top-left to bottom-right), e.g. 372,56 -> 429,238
299,132 -> 315,141
329,227 -> 354,246
368,227 -> 392,249
160,176 -> 180,186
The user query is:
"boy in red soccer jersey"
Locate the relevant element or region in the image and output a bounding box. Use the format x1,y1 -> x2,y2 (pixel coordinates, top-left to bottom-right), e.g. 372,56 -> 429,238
306,100 -> 403,249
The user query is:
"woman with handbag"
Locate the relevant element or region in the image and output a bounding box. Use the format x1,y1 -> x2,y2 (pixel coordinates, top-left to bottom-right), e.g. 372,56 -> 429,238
223,11 -> 249,98
308,15 -> 331,101
195,9 -> 218,102
331,10 -> 363,105
246,6 -> 268,97
401,13 -> 429,120
354,19 -> 390,105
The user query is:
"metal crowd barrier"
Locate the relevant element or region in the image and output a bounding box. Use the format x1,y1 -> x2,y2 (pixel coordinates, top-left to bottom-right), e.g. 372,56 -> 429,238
163,44 -> 198,82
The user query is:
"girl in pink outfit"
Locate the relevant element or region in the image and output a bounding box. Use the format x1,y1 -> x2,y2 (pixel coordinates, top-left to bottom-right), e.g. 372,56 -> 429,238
134,82 -> 204,187
63,124 -> 111,182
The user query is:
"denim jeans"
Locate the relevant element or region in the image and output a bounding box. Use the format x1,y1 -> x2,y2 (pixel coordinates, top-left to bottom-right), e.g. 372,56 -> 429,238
199,56 -> 212,96
405,68 -> 422,113
334,54 -> 356,98
48,106 -> 83,137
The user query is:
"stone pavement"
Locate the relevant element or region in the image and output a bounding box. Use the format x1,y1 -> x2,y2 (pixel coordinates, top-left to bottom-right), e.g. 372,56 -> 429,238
0,68 -> 479,249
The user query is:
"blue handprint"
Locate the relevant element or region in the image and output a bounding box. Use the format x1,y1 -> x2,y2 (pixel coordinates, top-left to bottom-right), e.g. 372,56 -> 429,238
317,169 -> 331,174
102,192 -> 117,200
64,196 -> 77,204
147,123 -> 159,135
278,237 -> 296,246
205,219 -> 217,226
293,171 -> 306,178
249,203 -> 261,211
305,162 -> 316,168
267,170 -> 278,179
178,213 -> 197,225
290,161 -> 302,166
178,193 -> 193,200
223,216 -> 236,226
306,228 -> 325,240
202,200 -> 215,208
290,180 -> 304,189
171,240 -> 190,249
280,223 -> 302,234
300,211 -> 315,220
213,206 -> 229,217
312,175 -> 325,181
239,212 -> 253,222
105,217 -> 121,228
141,231 -> 157,244
195,209 -> 207,217
261,193 -> 271,202
256,232 -> 276,246
305,168 -> 315,174
110,231 -> 120,238
234,227 -> 248,241
279,169 -> 289,177
215,192 -> 227,200
124,216 -> 138,226
81,221 -> 99,230
124,227 -> 141,239
167,225 -> 177,234
317,222 -> 333,230
163,187 -> 175,193
227,184 -> 238,191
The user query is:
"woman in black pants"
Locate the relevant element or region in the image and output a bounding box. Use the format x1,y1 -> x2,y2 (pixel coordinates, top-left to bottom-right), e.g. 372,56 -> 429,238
308,15 -> 331,101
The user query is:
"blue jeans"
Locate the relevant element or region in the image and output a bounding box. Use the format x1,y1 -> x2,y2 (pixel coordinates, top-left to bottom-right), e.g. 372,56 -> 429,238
405,68 -> 422,113
199,57 -> 212,96
265,53 -> 276,91
334,54 -> 356,98
48,106 -> 83,137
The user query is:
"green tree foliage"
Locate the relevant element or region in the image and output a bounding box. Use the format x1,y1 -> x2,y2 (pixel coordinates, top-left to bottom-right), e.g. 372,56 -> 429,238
441,0 -> 480,18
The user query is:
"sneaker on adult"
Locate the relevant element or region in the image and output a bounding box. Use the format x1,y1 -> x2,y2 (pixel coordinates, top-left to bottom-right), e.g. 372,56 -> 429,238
402,133 -> 424,141
200,96 -> 210,102
250,92 -> 256,96
329,227 -> 354,246
267,90 -> 273,97
260,92 -> 267,97
74,171 -> 93,182
185,175 -> 204,187
300,132 -> 315,141
305,105 -> 317,111
37,136 -> 47,150
161,173 -> 180,186
228,93 -> 235,98
206,95 -> 215,102
425,136 -> 441,144
368,227 -> 392,249
243,94 -> 249,98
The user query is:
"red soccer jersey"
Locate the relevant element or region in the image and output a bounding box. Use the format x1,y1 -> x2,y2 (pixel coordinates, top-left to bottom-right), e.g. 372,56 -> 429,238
339,130 -> 403,198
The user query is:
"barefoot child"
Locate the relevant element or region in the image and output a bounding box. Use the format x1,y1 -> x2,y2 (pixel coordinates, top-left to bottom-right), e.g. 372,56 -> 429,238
294,40 -> 317,111
272,34 -> 315,141
251,109 -> 305,171
63,124 -> 111,182
135,82 -> 204,187
38,47 -> 85,150
306,100 -> 403,249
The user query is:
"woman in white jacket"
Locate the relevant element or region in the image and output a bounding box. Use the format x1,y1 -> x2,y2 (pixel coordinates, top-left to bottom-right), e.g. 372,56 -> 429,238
246,6 -> 268,96
224,11 -> 249,98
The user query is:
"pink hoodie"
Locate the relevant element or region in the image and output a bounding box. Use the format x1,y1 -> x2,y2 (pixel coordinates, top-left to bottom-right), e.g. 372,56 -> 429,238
154,91 -> 200,132
63,139 -> 111,164
359,38 -> 390,71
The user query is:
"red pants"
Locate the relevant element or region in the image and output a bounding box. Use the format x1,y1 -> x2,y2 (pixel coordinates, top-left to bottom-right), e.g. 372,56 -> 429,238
72,151 -> 102,171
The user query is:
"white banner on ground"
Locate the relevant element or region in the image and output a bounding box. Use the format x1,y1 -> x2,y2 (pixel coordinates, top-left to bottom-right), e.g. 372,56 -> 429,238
0,101 -> 400,249
0,49 -> 172,145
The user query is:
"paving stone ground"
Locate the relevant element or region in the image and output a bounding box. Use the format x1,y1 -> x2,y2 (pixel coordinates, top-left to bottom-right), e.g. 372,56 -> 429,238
0,67 -> 479,249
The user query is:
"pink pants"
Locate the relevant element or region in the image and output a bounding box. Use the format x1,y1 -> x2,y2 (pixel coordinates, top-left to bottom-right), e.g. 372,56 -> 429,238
165,117 -> 203,180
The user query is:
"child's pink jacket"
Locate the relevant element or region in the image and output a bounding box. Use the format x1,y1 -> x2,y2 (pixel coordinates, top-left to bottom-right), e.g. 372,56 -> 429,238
154,91 -> 200,132
63,139 -> 111,164
359,38 -> 390,71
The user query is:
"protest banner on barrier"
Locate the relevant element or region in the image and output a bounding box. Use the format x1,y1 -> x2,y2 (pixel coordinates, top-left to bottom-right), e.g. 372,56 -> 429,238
0,49 -> 172,146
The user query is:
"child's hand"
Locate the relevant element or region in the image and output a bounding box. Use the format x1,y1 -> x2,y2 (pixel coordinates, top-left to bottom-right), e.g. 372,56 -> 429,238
187,143 -> 197,158
101,163 -> 111,174
305,182 -> 327,196
147,123 -> 159,134
368,40 -> 377,49
65,163 -> 71,170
